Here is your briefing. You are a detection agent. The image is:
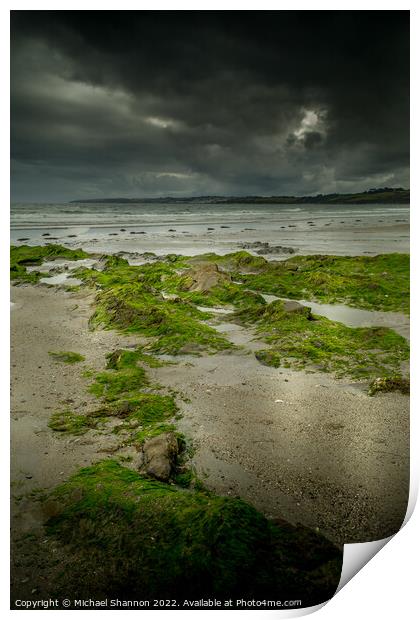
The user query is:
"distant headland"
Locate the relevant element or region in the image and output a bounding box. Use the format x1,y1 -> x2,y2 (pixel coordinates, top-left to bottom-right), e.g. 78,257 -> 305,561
71,187 -> 409,205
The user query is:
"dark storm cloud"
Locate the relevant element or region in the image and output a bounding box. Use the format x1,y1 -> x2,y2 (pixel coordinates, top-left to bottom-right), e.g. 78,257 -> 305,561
11,11 -> 409,201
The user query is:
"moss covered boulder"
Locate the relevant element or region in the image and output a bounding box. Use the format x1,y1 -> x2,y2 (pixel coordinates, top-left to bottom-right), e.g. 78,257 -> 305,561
183,263 -> 231,292
43,460 -> 342,606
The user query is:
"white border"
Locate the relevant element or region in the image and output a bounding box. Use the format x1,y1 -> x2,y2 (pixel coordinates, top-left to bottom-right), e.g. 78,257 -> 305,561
2,3 -> 417,618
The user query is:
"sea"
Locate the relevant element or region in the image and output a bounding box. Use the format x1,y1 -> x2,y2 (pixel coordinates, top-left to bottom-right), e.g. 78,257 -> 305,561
10,201 -> 410,257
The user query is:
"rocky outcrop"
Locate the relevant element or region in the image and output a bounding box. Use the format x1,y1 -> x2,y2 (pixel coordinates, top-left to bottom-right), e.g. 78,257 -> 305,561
282,300 -> 313,318
262,299 -> 313,320
184,263 -> 231,292
138,432 -> 179,481
240,241 -> 295,255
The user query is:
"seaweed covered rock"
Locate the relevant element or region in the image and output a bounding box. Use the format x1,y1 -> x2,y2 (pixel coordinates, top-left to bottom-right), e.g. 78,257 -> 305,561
184,263 -> 231,292
237,299 -> 313,324
238,299 -> 409,380
369,376 -> 410,396
10,244 -> 90,284
282,300 -> 313,318
41,460 -> 342,605
240,241 -> 295,255
263,299 -> 312,320
138,432 -> 180,481
239,253 -> 409,313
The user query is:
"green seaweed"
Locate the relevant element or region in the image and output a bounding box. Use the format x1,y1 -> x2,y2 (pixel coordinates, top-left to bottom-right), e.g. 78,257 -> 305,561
10,244 -> 90,283
187,250 -> 268,272
368,375 -> 410,396
48,410 -> 104,435
44,459 -> 342,604
106,347 -> 168,369
90,288 -> 232,354
236,253 -> 409,313
89,366 -> 149,401
110,394 -> 179,438
86,345 -> 179,446
164,278 -> 266,310
49,351 -> 85,364
237,300 -> 409,379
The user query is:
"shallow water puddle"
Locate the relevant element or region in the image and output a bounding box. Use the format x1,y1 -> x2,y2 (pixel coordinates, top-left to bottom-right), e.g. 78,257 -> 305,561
28,257 -> 96,287
26,257 -> 97,273
40,273 -> 82,286
197,305 -> 232,315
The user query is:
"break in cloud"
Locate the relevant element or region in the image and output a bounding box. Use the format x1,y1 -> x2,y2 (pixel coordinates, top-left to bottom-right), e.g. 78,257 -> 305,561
11,11 -> 409,202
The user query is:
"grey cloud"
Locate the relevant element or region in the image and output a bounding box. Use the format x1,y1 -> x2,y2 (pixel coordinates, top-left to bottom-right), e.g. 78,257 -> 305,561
11,11 -> 409,201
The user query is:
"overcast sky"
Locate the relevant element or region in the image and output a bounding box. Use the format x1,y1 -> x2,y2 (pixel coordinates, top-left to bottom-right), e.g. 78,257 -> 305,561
11,11 -> 409,202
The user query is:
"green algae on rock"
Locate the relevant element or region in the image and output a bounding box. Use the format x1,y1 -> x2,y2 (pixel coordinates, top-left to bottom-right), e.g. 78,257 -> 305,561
10,244 -> 90,284
237,299 -> 409,379
48,410 -> 105,435
368,375 -> 410,396
186,250 -> 268,272
237,253 -> 409,313
44,460 -> 342,605
76,260 -> 234,355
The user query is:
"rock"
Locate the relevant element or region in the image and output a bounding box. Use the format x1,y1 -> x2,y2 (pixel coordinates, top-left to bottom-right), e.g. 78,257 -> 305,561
48,266 -> 66,274
369,376 -> 410,396
184,263 -> 231,292
283,300 -> 312,318
241,241 -> 269,249
138,432 -> 179,481
240,241 -> 295,255
111,399 -> 138,418
256,245 -> 295,255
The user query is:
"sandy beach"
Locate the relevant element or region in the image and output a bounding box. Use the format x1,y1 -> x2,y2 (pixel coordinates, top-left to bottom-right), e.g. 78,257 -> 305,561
11,239 -> 409,547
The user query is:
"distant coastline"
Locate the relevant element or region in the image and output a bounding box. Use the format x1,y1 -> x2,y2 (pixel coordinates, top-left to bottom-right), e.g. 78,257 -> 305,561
70,187 -> 409,205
